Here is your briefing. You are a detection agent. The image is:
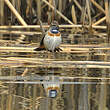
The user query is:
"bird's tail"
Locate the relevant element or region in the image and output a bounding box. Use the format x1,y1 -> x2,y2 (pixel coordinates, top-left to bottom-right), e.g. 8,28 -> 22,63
34,47 -> 45,51
34,45 -> 46,51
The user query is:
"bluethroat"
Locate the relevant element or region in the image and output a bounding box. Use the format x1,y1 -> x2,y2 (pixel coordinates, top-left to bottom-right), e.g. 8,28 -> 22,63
34,21 -> 62,52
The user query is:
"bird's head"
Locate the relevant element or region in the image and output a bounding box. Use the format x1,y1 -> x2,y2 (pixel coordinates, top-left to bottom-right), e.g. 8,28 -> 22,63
50,21 -> 59,34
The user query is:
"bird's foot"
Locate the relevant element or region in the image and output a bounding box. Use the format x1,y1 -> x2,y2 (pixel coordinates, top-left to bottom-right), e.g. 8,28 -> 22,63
54,47 -> 63,52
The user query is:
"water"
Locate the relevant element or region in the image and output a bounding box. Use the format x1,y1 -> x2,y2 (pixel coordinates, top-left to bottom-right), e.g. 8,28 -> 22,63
0,33 -> 110,110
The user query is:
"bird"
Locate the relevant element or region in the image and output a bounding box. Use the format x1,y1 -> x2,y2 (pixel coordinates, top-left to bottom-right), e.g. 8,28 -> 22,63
34,21 -> 62,52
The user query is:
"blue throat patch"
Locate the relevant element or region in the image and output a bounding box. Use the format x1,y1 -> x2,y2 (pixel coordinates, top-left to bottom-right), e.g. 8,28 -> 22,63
51,29 -> 59,34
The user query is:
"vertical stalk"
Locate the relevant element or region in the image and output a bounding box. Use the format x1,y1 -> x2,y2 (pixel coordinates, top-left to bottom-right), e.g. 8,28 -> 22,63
86,0 -> 92,25
105,0 -> 109,43
71,4 -> 77,24
37,0 -> 41,20
58,0 -> 62,19
0,0 -> 4,39
0,0 -> 4,25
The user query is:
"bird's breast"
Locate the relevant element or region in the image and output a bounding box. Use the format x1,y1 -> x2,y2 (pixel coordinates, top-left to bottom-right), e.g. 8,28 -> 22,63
48,32 -> 61,37
43,31 -> 62,51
